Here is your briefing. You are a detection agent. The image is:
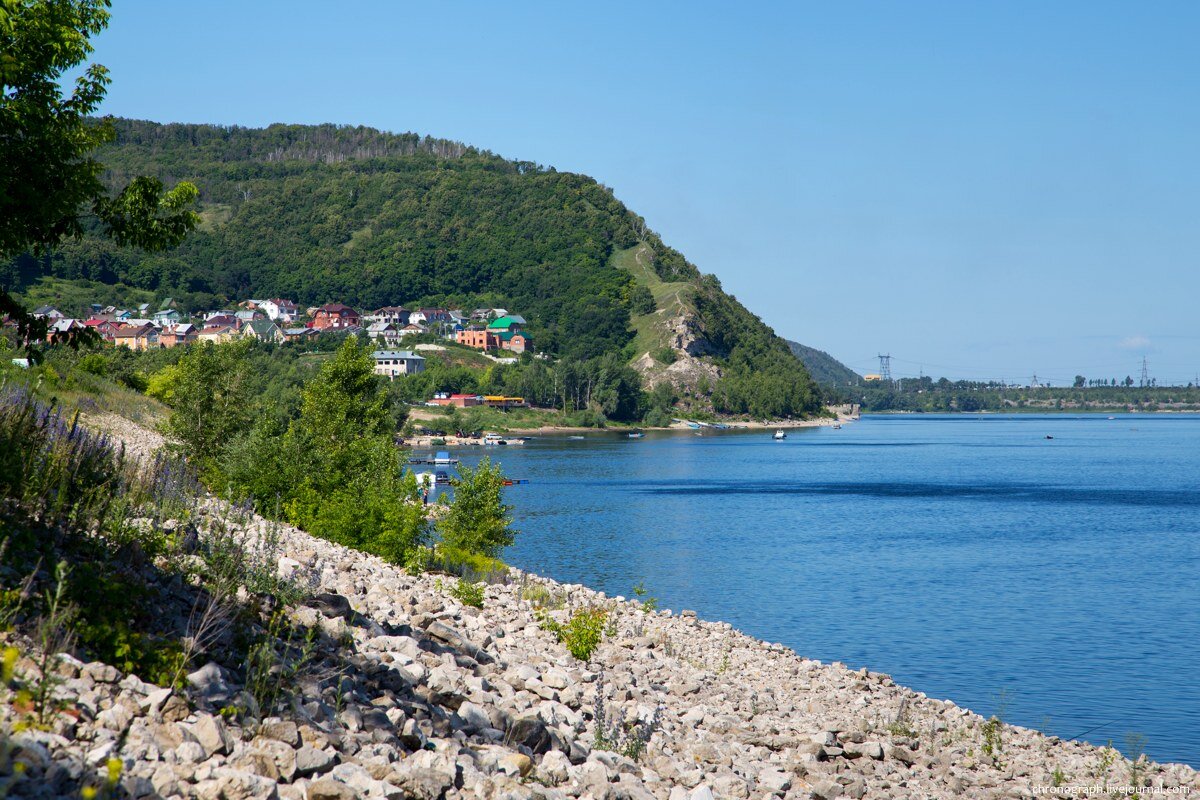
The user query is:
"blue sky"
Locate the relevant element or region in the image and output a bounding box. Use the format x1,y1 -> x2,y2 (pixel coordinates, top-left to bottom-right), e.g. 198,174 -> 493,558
91,1 -> 1200,384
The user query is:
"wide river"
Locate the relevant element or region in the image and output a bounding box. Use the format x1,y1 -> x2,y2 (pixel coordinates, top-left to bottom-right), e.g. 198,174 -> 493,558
443,414 -> 1200,766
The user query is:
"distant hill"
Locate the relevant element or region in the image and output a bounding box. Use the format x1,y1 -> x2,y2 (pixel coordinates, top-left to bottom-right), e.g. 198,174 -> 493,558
5,118 -> 822,418
785,340 -> 861,387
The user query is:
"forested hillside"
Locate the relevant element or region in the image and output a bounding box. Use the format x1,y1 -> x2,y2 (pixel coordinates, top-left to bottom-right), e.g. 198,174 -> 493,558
4,118 -> 820,417
786,340 -> 861,387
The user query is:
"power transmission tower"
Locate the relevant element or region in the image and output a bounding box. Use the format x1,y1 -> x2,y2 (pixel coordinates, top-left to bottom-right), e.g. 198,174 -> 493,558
1140,357 -> 1149,388
877,354 -> 892,383
1031,373 -> 1039,388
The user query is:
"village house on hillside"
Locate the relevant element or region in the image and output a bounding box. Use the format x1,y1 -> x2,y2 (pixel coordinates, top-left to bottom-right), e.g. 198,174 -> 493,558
197,325 -> 238,345
283,327 -> 318,343
241,319 -> 284,344
32,306 -> 64,320
366,322 -> 402,347
113,323 -> 158,350
159,323 -> 197,348
371,349 -> 425,379
365,307 -> 410,327
258,299 -> 298,323
456,314 -> 532,354
312,303 -> 360,330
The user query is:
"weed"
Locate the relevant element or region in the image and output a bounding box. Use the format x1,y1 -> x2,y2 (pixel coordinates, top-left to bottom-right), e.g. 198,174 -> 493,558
1093,741 -> 1118,788
981,716 -> 1004,767
448,578 -> 484,608
886,697 -> 918,739
243,611 -> 319,721
592,671 -> 662,762
1052,767 -> 1066,787
1125,732 -> 1148,788
538,605 -> 609,661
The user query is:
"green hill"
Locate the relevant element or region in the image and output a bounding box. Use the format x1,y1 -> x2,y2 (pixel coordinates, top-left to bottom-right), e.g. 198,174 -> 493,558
4,118 -> 820,418
785,340 -> 861,387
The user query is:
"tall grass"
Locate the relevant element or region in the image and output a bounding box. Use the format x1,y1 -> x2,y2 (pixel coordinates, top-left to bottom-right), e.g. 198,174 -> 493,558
0,386 -> 126,531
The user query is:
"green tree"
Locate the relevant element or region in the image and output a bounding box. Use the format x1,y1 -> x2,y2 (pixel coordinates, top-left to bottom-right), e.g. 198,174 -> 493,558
0,0 -> 199,353
437,457 -> 515,559
165,340 -> 253,465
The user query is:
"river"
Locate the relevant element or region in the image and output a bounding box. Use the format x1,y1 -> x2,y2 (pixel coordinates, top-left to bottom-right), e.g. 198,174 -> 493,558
437,414 -> 1200,765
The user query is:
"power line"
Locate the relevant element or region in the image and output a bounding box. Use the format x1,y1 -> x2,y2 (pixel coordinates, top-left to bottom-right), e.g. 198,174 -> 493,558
877,354 -> 892,382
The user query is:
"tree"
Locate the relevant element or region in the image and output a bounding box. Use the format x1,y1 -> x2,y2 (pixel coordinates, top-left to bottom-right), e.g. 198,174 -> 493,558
165,340 -> 253,465
1074,375 -> 1086,388
436,457 -> 515,559
0,0 -> 198,354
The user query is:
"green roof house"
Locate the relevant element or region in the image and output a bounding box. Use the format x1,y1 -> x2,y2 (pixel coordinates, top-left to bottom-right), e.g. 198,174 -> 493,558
486,314 -> 526,332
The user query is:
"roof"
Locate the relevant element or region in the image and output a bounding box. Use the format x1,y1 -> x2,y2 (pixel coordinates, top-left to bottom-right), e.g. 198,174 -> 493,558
371,350 -> 424,361
199,325 -> 235,335
497,330 -> 527,341
366,322 -> 396,332
487,315 -> 526,329
171,323 -> 195,334
318,303 -> 358,314
283,327 -> 314,336
373,306 -> 409,314
114,324 -> 154,338
243,320 -> 279,336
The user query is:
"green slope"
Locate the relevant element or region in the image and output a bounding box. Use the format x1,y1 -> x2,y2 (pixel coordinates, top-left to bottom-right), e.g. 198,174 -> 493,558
4,118 -> 822,418
785,340 -> 861,387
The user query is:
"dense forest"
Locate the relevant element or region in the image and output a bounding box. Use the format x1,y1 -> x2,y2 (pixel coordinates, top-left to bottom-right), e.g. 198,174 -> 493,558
848,377 -> 1200,413
785,340 -> 861,388
3,119 -> 820,418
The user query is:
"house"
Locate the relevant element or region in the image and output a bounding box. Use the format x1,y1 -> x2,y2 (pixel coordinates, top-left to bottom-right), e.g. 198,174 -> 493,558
497,330 -> 531,354
203,313 -> 239,330
456,327 -> 499,351
241,319 -> 284,344
197,325 -> 238,344
32,305 -> 64,320
366,322 -> 402,346
365,306 -> 410,327
136,303 -> 151,315
113,323 -> 159,350
84,318 -> 124,342
258,299 -> 298,323
46,318 -> 84,342
159,323 -> 197,348
397,323 -> 427,337
371,350 -> 426,379
486,314 -> 526,333
239,299 -> 264,310
153,308 -> 182,324
282,327 -> 319,343
234,309 -> 261,323
311,303 -> 360,330
427,392 -> 483,408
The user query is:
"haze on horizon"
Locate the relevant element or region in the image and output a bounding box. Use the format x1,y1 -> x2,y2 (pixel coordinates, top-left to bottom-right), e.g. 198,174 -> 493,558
90,1 -> 1200,385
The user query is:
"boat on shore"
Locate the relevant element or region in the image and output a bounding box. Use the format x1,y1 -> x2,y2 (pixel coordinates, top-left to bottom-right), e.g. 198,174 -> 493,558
483,434 -> 530,446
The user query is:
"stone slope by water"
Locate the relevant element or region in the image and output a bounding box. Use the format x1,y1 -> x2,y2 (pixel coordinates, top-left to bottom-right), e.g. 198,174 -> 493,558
1,413 -> 1195,800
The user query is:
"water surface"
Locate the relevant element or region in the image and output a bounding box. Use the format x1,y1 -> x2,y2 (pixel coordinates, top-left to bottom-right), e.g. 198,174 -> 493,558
444,414 -> 1200,765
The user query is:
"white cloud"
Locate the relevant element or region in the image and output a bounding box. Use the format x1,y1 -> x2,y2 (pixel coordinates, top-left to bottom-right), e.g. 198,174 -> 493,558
1118,335 -> 1153,352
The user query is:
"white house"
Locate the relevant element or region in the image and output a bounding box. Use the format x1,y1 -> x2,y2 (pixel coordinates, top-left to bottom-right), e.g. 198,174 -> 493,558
366,322 -> 402,346
258,299 -> 298,323
371,350 -> 426,379
365,306 -> 410,327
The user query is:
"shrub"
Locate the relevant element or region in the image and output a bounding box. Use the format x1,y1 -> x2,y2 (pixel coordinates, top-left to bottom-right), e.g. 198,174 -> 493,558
436,458 -> 515,559
540,605 -> 609,661
447,578 -> 484,608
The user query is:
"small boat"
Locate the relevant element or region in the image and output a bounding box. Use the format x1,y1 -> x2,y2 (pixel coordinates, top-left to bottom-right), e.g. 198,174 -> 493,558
832,424 -> 842,430
773,430 -> 787,440
627,432 -> 644,439
1045,435 -> 1054,440
502,478 -> 531,486
506,437 -> 529,445
433,451 -> 458,465
686,421 -> 702,429
568,435 -> 586,440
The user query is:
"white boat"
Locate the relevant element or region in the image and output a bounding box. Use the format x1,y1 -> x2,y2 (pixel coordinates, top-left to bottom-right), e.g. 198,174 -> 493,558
773,430 -> 787,440
627,432 -> 644,439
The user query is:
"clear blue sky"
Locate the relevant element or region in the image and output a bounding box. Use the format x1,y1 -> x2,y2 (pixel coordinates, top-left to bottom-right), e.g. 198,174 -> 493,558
91,1 -> 1200,384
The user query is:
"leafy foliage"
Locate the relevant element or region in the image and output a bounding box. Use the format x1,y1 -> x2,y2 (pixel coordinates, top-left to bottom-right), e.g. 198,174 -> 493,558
0,2 -> 198,356
435,457 -> 514,559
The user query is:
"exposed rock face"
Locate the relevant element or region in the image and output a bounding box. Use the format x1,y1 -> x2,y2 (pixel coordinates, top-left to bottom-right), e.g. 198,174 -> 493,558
3,416 -> 1195,799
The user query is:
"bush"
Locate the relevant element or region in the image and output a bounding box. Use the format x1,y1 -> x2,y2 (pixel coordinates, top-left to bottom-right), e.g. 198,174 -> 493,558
540,605 -> 609,661
436,458 -> 515,559
447,578 -> 484,608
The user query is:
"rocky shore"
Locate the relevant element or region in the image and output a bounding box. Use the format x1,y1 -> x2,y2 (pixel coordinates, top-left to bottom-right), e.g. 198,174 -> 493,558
2,415 -> 1195,800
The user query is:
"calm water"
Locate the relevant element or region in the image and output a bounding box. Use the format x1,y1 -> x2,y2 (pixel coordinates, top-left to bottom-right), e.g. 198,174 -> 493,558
444,414 -> 1200,765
